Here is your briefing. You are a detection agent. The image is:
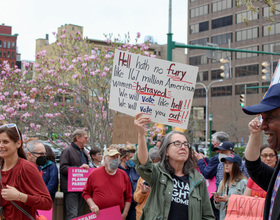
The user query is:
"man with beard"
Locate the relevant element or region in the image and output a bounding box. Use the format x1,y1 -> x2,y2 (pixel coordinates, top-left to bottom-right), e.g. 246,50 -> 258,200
83,146 -> 132,219
243,83 -> 280,220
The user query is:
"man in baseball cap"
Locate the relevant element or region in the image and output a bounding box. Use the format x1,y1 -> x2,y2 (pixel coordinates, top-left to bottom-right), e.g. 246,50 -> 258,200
243,83 -> 280,219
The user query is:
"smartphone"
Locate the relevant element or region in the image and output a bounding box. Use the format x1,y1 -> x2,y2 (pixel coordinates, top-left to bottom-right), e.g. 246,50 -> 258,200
143,181 -> 150,187
211,192 -> 220,196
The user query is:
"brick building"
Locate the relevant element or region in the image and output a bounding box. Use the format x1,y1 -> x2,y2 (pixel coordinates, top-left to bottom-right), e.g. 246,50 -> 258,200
0,24 -> 18,67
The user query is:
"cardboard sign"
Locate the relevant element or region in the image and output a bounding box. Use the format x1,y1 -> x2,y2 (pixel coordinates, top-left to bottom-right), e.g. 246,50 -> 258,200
71,205 -> 122,220
112,115 -> 138,144
68,167 -> 94,192
109,49 -> 198,129
225,194 -> 265,220
38,208 -> 53,220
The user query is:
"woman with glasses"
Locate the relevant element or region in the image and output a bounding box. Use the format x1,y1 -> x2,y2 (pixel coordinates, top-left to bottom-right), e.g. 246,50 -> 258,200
0,124 -> 52,220
132,113 -> 215,220
244,144 -> 278,198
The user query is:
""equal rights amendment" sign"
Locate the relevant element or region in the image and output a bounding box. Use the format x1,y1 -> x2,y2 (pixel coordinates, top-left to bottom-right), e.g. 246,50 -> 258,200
109,49 -> 198,129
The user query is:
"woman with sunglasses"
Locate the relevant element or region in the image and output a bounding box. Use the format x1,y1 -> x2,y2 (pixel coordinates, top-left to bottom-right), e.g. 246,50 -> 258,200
0,123 -> 52,220
132,113 -> 214,220
243,144 -> 278,198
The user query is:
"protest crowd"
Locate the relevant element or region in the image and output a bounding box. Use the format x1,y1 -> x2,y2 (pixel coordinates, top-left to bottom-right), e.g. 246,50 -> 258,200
1,57 -> 280,219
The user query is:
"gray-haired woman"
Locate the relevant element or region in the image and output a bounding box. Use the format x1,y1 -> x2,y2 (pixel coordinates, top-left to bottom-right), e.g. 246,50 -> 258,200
132,113 -> 214,220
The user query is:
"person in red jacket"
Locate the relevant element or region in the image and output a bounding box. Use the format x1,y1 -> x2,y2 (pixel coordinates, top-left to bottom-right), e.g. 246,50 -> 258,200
83,146 -> 132,220
0,123 -> 52,220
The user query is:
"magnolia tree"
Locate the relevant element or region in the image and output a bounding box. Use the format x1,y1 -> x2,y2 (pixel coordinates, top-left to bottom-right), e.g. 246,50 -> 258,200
0,30 -> 158,149
237,0 -> 280,24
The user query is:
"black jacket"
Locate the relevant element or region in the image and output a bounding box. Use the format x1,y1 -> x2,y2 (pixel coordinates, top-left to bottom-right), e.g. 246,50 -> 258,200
60,142 -> 89,192
246,157 -> 280,220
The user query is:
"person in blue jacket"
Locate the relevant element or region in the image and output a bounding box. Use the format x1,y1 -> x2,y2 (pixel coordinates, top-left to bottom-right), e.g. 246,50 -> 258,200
26,139 -> 58,201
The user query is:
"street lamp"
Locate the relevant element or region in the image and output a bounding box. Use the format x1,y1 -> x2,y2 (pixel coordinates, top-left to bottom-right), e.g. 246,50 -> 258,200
209,113 -> 213,158
196,79 -> 223,149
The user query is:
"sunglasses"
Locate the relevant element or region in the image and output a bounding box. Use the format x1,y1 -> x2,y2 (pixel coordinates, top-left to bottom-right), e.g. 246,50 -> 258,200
0,123 -> 21,140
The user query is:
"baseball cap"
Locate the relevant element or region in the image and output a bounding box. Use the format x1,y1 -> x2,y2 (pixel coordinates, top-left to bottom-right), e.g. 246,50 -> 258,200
104,147 -> 120,157
221,154 -> 242,166
242,83 -> 280,115
216,141 -> 234,151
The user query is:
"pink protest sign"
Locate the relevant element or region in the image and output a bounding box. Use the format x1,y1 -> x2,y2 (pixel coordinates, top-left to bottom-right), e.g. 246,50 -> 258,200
68,167 -> 94,192
71,205 -> 122,220
38,208 -> 53,220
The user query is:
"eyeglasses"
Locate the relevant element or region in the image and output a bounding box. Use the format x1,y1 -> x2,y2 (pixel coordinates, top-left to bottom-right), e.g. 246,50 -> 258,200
28,150 -> 46,157
168,141 -> 191,148
261,154 -> 276,158
0,123 -> 21,140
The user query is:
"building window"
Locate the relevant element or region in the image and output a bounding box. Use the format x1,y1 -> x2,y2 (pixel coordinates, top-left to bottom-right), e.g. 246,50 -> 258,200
235,64 -> 259,77
236,27 -> 259,41
12,42 -> 15,49
0,40 -> 2,48
7,51 -> 10,58
3,41 -> 6,48
211,51 -> 231,63
211,69 -> 224,80
236,10 -> 258,24
236,46 -> 259,59
194,88 -> 206,98
262,82 -> 270,93
158,51 -> 161,56
190,38 -> 209,46
212,15 -> 233,29
153,51 -> 156,55
235,83 -> 259,95
3,51 -> 6,58
263,42 -> 280,53
189,55 -> 208,65
211,86 -> 232,96
190,21 -> 209,34
7,42 -> 10,49
190,4 -> 209,18
263,23 -> 280,36
211,33 -> 232,45
0,50 -> 1,58
192,106 -> 205,120
212,0 -> 232,12
197,71 -> 209,82
263,5 -> 280,18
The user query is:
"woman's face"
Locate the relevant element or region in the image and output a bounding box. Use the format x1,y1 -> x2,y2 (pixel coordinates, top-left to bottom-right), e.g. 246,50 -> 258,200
224,160 -> 233,174
166,133 -> 189,163
92,152 -> 103,162
261,148 -> 277,168
0,132 -> 20,159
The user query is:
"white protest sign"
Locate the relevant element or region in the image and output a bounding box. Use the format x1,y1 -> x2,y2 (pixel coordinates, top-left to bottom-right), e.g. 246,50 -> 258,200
109,49 -> 198,129
271,59 -> 280,86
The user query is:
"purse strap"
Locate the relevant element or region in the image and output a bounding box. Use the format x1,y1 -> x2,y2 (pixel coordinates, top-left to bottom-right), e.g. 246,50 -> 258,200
11,201 -> 35,220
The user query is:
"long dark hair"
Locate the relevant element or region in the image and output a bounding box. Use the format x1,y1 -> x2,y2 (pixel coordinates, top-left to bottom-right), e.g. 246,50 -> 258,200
218,161 -> 245,194
159,131 -> 196,175
0,124 -> 26,166
44,144 -> 56,163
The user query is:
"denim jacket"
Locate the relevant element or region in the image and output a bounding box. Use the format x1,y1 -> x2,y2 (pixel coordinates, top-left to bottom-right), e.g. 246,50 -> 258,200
214,178 -> 247,220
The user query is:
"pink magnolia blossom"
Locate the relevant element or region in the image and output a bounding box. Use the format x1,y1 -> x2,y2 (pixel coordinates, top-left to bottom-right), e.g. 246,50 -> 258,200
13,91 -> 19,96
98,97 -> 103,102
144,51 -> 149,56
137,32 -> 141,38
29,99 -> 35,104
106,38 -> 111,43
104,67 -> 110,72
4,92 -> 9,96
73,75 -> 78,79
61,34 -> 66,39
72,59 -> 77,63
0,115 -> 5,120
53,103 -> 57,107
81,63 -> 87,68
25,127 -> 29,130
89,55 -> 96,60
77,57 -> 82,62
36,124 -> 41,130
30,123 -> 35,129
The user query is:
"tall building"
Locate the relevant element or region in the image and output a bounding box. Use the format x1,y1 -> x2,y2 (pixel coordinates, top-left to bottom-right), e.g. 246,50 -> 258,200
0,24 -> 18,67
187,0 -> 280,144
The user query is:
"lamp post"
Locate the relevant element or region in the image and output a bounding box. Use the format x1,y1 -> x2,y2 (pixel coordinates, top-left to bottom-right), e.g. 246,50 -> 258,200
209,113 -> 213,158
196,79 -> 223,149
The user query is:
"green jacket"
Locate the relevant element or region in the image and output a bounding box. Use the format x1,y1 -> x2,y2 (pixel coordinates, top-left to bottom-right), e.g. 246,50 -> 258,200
132,153 -> 215,220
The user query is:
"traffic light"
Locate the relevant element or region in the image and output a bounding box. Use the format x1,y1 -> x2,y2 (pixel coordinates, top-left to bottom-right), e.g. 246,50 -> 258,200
240,94 -> 245,107
220,58 -> 230,78
262,61 -> 270,81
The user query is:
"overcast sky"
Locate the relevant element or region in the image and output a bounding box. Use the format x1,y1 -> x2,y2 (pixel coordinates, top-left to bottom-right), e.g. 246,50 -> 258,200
2,0 -> 188,61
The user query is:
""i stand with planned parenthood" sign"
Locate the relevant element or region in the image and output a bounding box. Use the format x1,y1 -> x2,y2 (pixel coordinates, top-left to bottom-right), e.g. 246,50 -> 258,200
109,49 -> 198,129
